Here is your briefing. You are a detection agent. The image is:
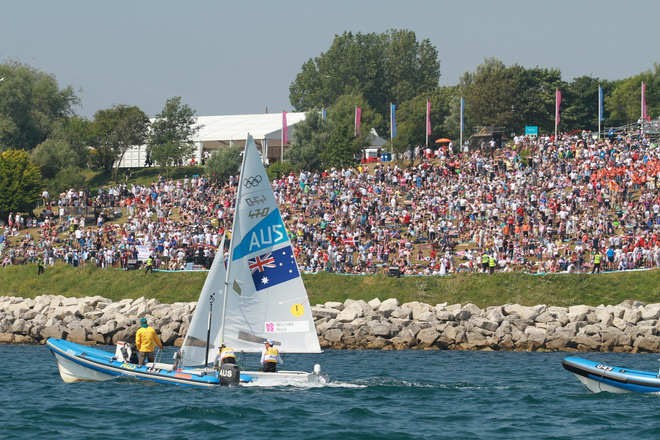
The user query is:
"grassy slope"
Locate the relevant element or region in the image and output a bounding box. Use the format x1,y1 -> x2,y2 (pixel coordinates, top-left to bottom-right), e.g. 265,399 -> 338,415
2,264 -> 658,308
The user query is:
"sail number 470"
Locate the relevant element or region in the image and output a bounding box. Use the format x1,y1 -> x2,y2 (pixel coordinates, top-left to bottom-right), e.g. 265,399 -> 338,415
249,208 -> 270,219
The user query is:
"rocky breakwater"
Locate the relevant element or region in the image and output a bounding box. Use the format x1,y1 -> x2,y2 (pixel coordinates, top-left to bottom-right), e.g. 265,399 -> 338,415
0,295 -> 658,353
313,298 -> 659,353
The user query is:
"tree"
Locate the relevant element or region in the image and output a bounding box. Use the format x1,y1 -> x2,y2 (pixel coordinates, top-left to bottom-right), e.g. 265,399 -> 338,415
30,139 -> 80,179
288,94 -> 382,170
0,61 -> 78,151
606,64 -> 659,126
392,88 -> 456,153
148,97 -> 198,167
91,105 -> 149,177
49,116 -> 93,168
460,59 -> 563,135
289,30 -> 439,134
204,144 -> 242,183
0,149 -> 42,219
286,110 -> 327,171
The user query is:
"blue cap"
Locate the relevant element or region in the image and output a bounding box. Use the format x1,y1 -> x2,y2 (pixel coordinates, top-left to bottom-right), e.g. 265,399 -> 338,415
140,317 -> 148,327
265,339 -> 274,345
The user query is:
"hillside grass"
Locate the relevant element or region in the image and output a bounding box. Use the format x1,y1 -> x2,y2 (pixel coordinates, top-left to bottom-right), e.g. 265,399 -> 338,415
1,263 -> 658,308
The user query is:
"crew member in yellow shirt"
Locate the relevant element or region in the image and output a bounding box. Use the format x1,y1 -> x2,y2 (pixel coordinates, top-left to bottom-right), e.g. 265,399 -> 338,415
135,317 -> 163,366
260,339 -> 282,372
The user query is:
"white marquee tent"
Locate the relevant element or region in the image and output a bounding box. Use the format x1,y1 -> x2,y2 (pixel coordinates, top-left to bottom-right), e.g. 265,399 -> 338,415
117,112 -> 306,168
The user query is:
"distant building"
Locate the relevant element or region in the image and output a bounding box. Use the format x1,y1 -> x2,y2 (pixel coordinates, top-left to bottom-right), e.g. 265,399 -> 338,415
117,112 -> 306,168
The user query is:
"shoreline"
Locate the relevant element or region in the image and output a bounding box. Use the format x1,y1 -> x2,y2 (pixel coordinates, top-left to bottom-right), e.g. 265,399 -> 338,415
1,295 -> 658,353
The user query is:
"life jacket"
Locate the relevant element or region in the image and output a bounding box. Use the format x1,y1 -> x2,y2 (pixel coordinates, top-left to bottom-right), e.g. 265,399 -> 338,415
263,347 -> 279,363
594,253 -> 601,264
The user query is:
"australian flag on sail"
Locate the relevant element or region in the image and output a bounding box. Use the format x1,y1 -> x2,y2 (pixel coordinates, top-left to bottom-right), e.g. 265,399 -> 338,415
248,245 -> 299,291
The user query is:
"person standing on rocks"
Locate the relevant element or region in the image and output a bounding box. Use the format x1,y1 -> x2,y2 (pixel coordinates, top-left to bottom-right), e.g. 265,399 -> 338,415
135,317 -> 163,366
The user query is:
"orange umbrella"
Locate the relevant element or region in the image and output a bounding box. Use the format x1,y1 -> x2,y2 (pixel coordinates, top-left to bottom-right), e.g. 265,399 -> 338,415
435,138 -> 451,144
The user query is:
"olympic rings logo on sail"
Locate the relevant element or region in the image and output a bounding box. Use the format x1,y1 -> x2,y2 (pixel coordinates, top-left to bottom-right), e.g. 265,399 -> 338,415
243,175 -> 262,188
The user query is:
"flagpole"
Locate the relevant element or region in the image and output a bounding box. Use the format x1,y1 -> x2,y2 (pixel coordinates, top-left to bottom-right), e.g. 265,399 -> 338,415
598,84 -> 603,139
425,100 -> 429,148
390,103 -> 393,145
460,97 -> 464,151
641,81 -> 644,122
554,89 -> 560,141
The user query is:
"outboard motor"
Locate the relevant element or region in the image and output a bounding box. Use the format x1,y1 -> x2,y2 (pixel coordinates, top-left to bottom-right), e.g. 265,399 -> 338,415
219,363 -> 240,386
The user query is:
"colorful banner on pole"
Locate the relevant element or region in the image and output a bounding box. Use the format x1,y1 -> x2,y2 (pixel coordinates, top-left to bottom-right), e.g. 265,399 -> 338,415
282,111 -> 288,145
426,100 -> 431,136
354,106 -> 361,136
642,82 -> 649,121
390,103 -> 397,139
598,85 -> 604,122
555,89 -> 562,126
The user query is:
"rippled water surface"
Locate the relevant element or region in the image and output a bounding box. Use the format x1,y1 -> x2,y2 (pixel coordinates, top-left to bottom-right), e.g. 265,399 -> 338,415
1,346 -> 658,439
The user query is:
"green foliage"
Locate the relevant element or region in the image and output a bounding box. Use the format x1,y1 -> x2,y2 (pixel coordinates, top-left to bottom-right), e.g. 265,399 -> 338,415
289,29 -> 439,133
148,96 -> 198,167
288,94 -> 383,171
461,58 -> 563,135
286,110 -> 326,170
204,145 -> 242,183
30,139 -> 79,179
266,160 -> 297,180
561,76 -> 605,131
0,149 -> 42,218
0,61 -> 78,151
91,105 -> 149,175
50,166 -> 87,193
606,64 -> 659,126
393,88 -> 457,152
49,116 -> 93,167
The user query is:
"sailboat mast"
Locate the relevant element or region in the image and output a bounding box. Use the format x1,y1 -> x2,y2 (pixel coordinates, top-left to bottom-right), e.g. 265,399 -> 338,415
218,135 -> 252,346
204,292 -> 215,367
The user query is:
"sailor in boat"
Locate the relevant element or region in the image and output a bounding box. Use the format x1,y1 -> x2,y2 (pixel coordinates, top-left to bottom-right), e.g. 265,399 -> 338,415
135,317 -> 163,366
260,339 -> 282,373
216,344 -> 241,386
215,344 -> 237,367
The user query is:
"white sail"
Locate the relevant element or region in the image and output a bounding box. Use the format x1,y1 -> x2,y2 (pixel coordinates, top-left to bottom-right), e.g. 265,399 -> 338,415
180,235 -> 226,366
215,135 -> 321,354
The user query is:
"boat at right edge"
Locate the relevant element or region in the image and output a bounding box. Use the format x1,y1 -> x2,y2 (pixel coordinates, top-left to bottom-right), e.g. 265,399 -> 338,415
562,356 -> 660,393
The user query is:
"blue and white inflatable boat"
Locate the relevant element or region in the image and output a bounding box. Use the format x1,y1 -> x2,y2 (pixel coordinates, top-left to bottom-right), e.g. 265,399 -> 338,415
562,356 -> 660,393
47,338 -> 251,388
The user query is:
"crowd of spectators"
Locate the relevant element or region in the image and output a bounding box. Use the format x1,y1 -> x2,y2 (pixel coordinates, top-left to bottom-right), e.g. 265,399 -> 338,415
1,131 -> 658,277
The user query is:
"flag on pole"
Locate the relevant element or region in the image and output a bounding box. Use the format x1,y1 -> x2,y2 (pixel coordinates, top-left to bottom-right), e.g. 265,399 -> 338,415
282,111 -> 288,145
354,106 -> 361,136
641,82 -> 649,121
555,89 -> 562,125
460,96 -> 464,138
425,99 -> 431,147
554,89 -> 562,139
598,85 -> 604,121
321,107 -> 327,122
426,100 -> 431,136
390,103 -> 397,140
